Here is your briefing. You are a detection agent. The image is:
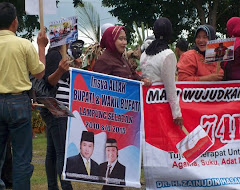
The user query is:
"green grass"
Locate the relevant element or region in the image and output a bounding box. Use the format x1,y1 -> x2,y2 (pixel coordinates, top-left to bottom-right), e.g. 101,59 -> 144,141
31,133 -> 145,190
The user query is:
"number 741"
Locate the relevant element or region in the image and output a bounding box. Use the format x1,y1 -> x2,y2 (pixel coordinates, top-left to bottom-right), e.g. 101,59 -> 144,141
200,114 -> 240,143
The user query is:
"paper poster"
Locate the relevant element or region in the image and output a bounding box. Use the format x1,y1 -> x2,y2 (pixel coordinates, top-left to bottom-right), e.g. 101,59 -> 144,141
62,68 -> 142,188
143,81 -> 240,190
25,0 -> 56,15
205,38 -> 235,63
37,97 -> 74,117
49,16 -> 78,48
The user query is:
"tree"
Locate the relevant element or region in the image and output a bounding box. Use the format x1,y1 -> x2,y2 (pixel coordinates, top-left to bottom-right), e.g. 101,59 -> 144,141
102,0 -> 240,43
75,1 -> 100,43
1,0 -> 82,40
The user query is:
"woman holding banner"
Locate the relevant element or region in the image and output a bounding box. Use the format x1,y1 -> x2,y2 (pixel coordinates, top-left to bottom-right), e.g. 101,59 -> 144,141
177,24 -> 224,81
140,17 -> 183,127
93,25 -> 151,190
40,45 -> 73,190
93,25 -> 151,87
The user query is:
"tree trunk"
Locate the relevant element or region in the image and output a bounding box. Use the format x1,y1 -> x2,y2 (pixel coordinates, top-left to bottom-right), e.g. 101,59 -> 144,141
208,0 -> 218,29
193,0 -> 206,24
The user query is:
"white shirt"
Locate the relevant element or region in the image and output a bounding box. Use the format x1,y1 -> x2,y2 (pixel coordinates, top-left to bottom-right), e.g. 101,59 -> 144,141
80,154 -> 91,170
106,159 -> 118,178
140,49 -> 182,119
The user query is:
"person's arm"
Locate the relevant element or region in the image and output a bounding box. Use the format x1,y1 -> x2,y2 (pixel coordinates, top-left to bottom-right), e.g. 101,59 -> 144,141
47,58 -> 69,86
198,73 -> 223,81
32,31 -> 49,79
161,52 -> 182,126
177,53 -> 200,81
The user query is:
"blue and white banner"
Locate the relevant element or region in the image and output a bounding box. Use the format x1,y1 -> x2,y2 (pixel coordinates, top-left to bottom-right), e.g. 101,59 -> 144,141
63,68 -> 143,188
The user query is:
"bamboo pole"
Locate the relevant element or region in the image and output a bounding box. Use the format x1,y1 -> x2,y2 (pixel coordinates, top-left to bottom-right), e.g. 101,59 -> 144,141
39,0 -> 44,34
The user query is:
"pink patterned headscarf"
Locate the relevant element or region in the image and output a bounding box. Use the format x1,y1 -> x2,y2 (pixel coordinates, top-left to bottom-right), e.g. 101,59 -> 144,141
100,26 -> 126,53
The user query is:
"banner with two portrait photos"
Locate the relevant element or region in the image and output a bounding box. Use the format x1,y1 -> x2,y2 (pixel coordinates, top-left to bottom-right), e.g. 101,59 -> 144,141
143,81 -> 240,190
62,68 -> 142,188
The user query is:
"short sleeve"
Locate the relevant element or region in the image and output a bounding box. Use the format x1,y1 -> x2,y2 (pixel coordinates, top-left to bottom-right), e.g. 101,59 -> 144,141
26,42 -> 45,75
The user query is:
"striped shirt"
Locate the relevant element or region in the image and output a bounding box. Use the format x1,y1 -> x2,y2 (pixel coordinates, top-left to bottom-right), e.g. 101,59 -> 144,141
55,79 -> 69,106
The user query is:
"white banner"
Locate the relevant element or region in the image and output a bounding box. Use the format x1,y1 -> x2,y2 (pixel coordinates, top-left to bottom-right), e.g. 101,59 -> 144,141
25,0 -> 56,15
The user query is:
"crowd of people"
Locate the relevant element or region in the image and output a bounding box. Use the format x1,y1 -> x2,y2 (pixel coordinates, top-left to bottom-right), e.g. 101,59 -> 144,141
0,1 -> 240,190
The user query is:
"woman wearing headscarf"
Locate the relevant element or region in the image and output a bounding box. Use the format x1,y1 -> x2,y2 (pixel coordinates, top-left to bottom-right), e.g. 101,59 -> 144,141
224,17 -> 240,80
93,25 -> 151,86
140,17 -> 183,127
93,25 -> 150,190
177,25 -> 224,81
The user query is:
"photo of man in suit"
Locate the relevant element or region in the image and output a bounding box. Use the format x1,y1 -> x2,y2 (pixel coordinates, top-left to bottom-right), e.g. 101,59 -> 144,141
66,131 -> 99,180
99,138 -> 126,188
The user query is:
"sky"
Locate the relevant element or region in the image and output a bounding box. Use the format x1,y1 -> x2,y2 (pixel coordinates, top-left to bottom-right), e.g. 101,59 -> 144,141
44,0 -> 118,26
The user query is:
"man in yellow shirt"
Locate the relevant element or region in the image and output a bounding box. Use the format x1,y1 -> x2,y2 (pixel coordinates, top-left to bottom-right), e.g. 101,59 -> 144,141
0,2 -> 48,190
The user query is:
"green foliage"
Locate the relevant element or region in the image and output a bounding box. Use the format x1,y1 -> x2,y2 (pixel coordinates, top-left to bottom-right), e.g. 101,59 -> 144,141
75,1 -> 100,43
102,0 -> 240,43
31,109 -> 45,133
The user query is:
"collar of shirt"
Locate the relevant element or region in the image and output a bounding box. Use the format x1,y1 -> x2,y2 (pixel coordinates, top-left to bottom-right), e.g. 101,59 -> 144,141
0,30 -> 15,37
80,153 -> 91,169
107,159 -> 118,174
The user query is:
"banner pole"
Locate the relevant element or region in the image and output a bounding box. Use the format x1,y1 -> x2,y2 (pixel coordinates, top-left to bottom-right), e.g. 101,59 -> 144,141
216,61 -> 221,74
61,44 -> 67,59
39,0 -> 44,34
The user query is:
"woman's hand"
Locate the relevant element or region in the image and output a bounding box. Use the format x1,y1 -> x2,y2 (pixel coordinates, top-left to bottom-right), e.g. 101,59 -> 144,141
58,58 -> 70,73
74,58 -> 83,68
199,73 -> 224,81
173,117 -> 183,127
142,78 -> 152,87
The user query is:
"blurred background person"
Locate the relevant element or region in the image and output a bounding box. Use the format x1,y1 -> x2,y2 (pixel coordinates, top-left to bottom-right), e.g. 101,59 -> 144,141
140,35 -> 155,53
101,23 -> 114,37
177,25 -> 224,81
175,38 -> 189,59
223,17 -> 240,80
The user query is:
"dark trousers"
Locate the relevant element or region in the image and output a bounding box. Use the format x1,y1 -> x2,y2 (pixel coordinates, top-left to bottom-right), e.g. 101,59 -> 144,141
0,93 -> 33,190
1,137 -> 12,188
41,109 -> 72,190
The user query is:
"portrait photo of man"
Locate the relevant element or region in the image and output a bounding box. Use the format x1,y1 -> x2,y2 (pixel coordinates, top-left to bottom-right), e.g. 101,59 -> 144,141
99,138 -> 126,186
66,131 -> 99,179
214,42 -> 228,61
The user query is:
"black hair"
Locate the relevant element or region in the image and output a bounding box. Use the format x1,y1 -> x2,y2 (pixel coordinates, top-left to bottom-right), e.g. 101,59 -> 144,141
176,39 -> 189,52
0,2 -> 17,29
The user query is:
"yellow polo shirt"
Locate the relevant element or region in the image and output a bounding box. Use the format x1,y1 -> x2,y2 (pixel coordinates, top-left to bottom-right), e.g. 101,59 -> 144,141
0,30 -> 45,93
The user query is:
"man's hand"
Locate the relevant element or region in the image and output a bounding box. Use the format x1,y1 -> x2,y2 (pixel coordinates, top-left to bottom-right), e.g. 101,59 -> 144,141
37,30 -> 48,48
